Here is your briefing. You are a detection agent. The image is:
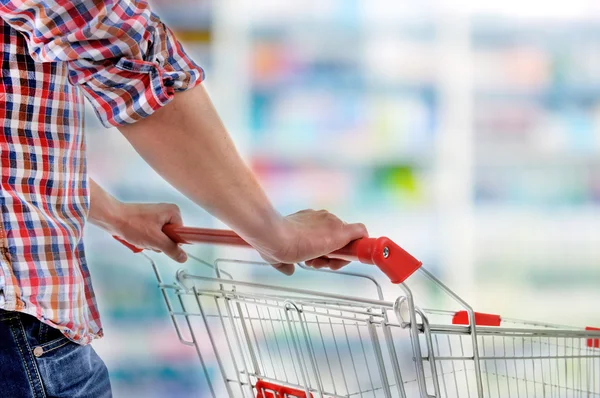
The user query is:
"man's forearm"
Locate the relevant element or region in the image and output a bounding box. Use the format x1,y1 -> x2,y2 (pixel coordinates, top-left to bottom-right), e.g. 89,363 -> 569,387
117,83 -> 368,273
117,84 -> 282,248
88,179 -> 123,232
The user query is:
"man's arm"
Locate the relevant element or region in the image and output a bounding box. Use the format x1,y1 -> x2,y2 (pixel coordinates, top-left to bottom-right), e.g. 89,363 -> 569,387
87,179 -> 188,263
118,85 -> 367,275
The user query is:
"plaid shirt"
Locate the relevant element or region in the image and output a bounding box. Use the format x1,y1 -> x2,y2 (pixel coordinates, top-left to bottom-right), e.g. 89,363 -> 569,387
0,0 -> 204,344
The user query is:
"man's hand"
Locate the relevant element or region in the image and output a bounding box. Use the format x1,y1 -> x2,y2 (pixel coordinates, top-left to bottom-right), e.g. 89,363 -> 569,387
248,210 -> 368,276
88,180 -> 188,263
109,203 -> 188,263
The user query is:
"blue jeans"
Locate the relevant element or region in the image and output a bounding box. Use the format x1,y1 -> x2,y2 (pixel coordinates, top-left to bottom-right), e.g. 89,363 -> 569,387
0,309 -> 112,397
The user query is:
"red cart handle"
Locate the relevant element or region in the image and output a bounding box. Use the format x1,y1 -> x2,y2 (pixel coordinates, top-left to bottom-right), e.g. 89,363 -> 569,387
115,225 -> 422,284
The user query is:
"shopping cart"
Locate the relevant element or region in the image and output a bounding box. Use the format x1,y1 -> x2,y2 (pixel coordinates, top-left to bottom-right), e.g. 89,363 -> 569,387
118,225 -> 600,397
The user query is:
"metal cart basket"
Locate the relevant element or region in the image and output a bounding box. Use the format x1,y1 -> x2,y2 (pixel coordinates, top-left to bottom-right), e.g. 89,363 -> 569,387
122,226 -> 600,398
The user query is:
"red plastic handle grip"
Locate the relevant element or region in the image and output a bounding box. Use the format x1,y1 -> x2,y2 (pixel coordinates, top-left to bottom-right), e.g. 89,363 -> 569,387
115,225 -> 422,284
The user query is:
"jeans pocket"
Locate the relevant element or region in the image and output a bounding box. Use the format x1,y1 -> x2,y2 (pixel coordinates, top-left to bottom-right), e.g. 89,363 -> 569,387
33,322 -> 71,358
35,339 -> 112,397
34,335 -> 72,358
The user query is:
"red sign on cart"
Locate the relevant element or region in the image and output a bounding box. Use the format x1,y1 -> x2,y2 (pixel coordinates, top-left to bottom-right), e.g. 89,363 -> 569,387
255,380 -> 314,398
587,327 -> 600,349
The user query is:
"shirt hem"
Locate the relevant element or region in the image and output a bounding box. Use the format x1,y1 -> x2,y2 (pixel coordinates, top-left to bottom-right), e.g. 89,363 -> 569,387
0,302 -> 103,345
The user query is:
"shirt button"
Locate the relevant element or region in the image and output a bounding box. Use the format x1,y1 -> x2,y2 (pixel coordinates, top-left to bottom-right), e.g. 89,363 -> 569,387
33,346 -> 43,357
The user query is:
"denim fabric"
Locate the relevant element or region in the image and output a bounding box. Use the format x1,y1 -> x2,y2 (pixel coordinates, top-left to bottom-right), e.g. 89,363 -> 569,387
0,309 -> 112,397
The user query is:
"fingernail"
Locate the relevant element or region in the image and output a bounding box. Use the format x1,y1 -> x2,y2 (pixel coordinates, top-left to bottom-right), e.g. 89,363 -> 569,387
177,252 -> 187,263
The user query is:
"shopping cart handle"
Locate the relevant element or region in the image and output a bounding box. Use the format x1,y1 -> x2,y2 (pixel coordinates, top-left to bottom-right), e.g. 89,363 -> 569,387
165,225 -> 424,283
115,225 -> 422,284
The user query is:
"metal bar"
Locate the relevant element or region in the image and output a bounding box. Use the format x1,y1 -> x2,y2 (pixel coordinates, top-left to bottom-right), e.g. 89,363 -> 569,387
241,302 -> 266,377
447,335 -> 461,398
314,309 -> 338,395
279,306 -> 303,385
420,313 -> 441,398
492,336 -> 501,398
481,336 -> 491,398
434,335 -> 449,398
266,306 -> 290,383
297,309 -> 326,398
538,337 -> 546,397
235,301 -> 262,375
459,336 -> 472,398
187,253 -> 234,280
145,254 -> 195,347
328,309 -> 351,396
423,309 -> 581,331
180,272 -> 394,307
426,326 -> 600,338
256,305 -> 277,379
297,263 -> 386,301
417,267 -> 484,397
223,296 -> 255,397
342,316 -> 364,397
354,317 -> 376,398
214,296 -> 247,396
394,291 -> 429,397
430,355 -> 600,361
177,294 -> 217,397
283,302 -> 313,397
192,286 -> 234,397
382,322 -> 408,398
501,336 -> 511,397
367,317 -> 392,398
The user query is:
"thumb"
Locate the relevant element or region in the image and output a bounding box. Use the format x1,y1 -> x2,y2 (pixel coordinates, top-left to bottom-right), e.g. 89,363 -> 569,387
173,247 -> 188,263
343,222 -> 369,242
159,236 -> 188,263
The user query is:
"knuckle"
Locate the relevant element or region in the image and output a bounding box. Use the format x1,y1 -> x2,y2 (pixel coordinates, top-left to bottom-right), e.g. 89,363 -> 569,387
327,213 -> 340,224
352,223 -> 367,235
322,235 -> 334,248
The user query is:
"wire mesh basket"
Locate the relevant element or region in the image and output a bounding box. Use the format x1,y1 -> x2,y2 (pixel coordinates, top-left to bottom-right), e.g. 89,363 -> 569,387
125,226 -> 600,397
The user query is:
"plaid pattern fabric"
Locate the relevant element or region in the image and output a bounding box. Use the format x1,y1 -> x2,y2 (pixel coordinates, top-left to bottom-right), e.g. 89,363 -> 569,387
0,0 -> 204,344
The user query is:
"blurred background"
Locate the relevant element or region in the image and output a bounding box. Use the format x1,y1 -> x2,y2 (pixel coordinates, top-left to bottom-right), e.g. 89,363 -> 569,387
85,0 -> 600,396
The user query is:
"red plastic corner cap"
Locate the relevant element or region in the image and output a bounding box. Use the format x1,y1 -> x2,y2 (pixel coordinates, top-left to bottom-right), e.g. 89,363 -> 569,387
349,237 -> 421,283
586,327 -> 600,349
453,311 -> 501,327
370,237 -> 422,284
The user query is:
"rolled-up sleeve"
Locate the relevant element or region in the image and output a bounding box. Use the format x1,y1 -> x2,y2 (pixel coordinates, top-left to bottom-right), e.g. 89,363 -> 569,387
0,0 -> 205,127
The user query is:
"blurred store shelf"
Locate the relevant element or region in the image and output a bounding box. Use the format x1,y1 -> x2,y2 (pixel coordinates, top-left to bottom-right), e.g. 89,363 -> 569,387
83,1 -> 600,396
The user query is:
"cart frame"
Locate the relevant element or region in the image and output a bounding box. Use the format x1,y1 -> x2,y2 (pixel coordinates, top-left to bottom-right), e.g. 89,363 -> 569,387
121,226 -> 600,397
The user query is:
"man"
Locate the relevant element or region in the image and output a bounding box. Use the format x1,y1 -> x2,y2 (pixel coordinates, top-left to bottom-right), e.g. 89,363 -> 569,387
0,1 -> 367,396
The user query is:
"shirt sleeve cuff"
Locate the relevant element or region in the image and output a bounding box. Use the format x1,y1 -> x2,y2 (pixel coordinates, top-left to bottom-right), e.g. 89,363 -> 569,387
71,22 -> 205,128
